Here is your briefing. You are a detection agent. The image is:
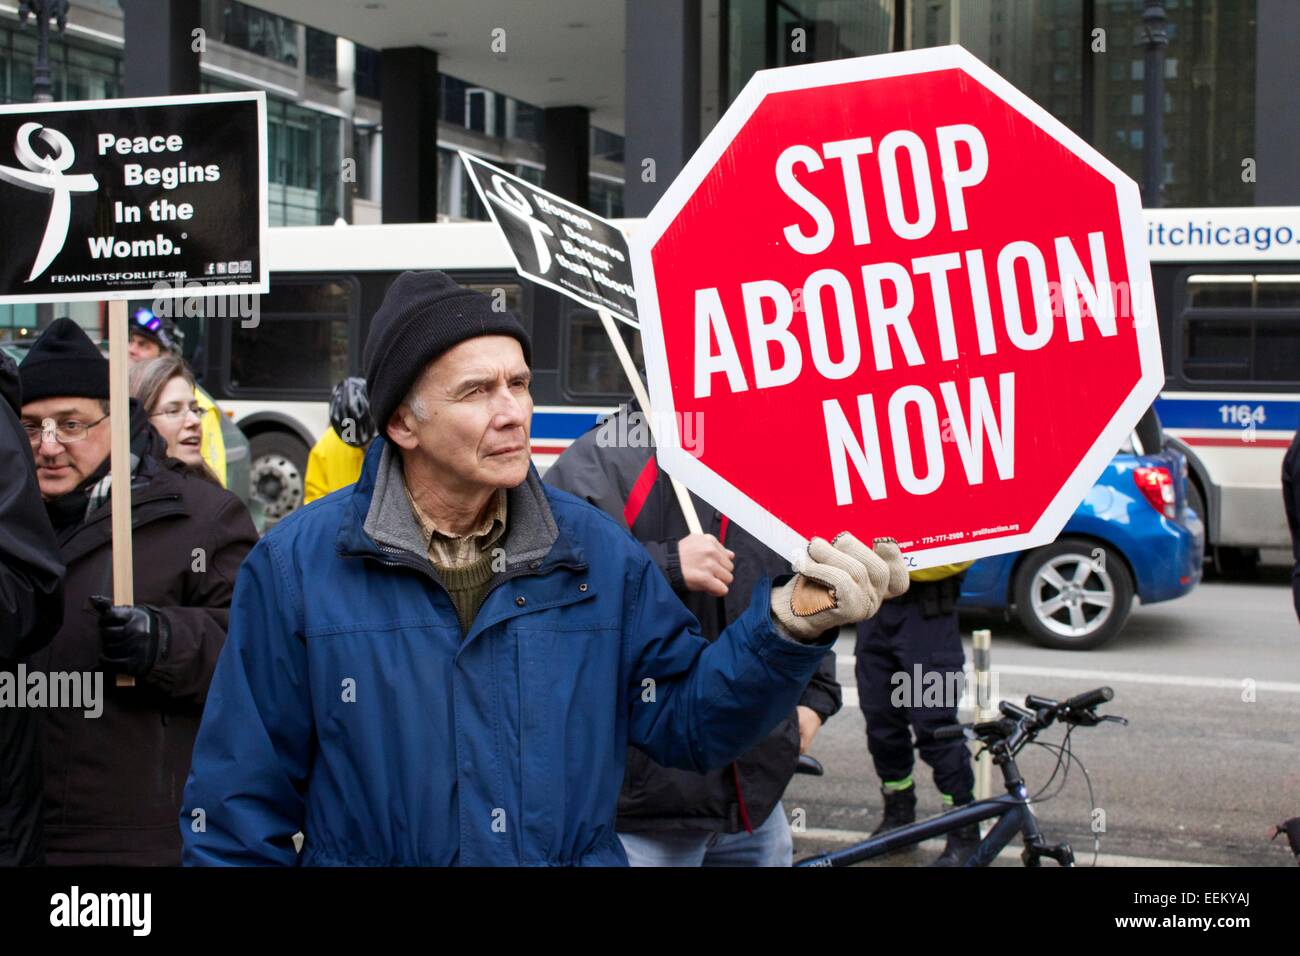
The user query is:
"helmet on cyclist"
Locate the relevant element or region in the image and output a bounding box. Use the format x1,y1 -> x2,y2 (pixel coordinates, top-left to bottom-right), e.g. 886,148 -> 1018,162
329,376 -> 376,448
129,306 -> 184,356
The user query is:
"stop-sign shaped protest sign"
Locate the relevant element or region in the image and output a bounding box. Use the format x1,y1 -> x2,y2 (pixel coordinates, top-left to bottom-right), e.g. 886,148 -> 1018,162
630,46 -> 1162,569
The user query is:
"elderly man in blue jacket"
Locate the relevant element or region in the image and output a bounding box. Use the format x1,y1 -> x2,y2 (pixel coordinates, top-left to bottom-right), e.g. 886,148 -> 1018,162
181,271 -> 908,866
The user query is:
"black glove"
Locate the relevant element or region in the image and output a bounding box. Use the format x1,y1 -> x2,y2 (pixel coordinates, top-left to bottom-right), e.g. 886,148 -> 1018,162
89,596 -> 168,677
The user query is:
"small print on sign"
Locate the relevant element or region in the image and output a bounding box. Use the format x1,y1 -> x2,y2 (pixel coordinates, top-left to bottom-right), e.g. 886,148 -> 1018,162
461,152 -> 639,325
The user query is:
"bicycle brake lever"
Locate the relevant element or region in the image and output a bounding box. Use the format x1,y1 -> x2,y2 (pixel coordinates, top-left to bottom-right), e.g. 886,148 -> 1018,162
1101,714 -> 1128,726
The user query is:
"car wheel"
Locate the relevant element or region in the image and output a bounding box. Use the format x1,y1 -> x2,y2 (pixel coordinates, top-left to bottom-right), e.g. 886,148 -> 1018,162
1012,538 -> 1134,650
248,431 -> 308,526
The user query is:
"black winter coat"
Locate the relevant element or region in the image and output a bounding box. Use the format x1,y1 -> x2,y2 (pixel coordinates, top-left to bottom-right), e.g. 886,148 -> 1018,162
0,354 -> 65,865
24,407 -> 256,865
546,406 -> 842,833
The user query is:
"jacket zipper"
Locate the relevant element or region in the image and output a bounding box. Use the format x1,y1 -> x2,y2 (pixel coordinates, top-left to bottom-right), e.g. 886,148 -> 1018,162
367,546 -> 587,637
371,547 -> 468,633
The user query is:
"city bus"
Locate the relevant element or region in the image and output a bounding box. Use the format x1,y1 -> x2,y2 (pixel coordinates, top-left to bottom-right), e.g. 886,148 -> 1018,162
1145,207 -> 1300,573
172,209 -> 1300,558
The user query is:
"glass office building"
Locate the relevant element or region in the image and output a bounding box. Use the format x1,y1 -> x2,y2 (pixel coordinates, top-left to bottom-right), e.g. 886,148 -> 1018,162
0,0 -> 1282,338
714,0 -> 1257,208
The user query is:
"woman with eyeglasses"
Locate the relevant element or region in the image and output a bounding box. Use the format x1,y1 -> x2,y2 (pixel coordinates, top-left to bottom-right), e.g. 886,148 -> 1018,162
129,355 -> 216,480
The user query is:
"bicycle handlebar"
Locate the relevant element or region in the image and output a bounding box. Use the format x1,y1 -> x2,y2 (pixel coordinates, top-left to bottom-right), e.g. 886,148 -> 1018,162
933,687 -> 1118,751
1065,686 -> 1114,711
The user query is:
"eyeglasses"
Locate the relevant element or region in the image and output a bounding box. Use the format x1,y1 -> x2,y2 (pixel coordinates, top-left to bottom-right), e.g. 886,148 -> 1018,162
150,401 -> 203,423
23,414 -> 109,446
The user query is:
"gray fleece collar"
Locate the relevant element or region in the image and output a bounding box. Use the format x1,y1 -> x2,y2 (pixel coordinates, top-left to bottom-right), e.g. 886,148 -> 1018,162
363,441 -> 561,573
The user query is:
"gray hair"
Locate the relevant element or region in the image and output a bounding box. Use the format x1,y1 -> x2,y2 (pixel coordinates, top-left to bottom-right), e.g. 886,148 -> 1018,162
402,365 -> 434,424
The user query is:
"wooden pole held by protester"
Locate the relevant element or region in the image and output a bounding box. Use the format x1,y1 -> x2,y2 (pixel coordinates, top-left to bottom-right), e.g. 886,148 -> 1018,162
107,299 -> 135,688
595,309 -> 703,535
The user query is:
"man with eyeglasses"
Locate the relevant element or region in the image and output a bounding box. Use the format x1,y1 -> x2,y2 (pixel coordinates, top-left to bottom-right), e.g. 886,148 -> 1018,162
18,318 -> 256,865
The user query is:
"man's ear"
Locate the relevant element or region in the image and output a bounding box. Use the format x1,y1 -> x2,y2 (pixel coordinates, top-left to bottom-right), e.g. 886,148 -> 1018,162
385,405 -> 420,450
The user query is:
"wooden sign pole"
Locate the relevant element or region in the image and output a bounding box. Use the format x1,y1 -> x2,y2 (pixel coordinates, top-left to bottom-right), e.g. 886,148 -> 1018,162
107,299 -> 135,688
595,308 -> 702,535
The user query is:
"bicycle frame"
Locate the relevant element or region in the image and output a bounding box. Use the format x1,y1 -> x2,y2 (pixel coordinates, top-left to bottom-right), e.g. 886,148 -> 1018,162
796,755 -> 1074,868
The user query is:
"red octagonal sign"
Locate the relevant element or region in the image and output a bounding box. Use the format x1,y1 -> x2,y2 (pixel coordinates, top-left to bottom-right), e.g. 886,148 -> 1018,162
631,46 -> 1163,570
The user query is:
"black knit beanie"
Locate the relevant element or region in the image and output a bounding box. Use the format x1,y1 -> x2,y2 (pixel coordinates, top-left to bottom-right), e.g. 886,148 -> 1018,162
363,271 -> 532,430
18,317 -> 109,405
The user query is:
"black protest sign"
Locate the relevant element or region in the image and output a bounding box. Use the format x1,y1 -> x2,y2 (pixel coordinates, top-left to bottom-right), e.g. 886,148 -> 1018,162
461,152 -> 638,325
0,91 -> 268,304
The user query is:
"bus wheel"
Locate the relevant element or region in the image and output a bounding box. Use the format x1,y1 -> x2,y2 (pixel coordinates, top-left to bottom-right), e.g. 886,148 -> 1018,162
1013,538 -> 1133,651
249,432 -> 308,525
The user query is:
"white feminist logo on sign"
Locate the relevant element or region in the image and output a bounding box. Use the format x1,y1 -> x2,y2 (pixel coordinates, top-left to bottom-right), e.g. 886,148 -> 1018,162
486,173 -> 555,273
0,122 -> 98,281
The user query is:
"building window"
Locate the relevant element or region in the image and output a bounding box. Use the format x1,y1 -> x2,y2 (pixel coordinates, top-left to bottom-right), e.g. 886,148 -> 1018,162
1093,0 -> 1255,206
205,79 -> 343,225
514,164 -> 544,187
588,179 -> 624,219
0,26 -> 121,104
204,0 -> 299,67
305,27 -> 337,82
438,148 -> 489,222
354,44 -> 382,99
592,127 -> 624,164
0,304 -> 40,342
351,125 -> 377,202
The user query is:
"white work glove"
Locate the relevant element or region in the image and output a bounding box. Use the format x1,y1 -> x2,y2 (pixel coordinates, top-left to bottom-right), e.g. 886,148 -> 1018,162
770,533 -> 910,642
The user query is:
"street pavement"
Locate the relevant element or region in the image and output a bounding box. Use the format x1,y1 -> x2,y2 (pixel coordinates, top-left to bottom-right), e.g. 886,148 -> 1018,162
786,564 -> 1299,867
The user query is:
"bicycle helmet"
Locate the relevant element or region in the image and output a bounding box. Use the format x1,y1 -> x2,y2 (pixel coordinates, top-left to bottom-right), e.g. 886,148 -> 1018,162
130,306 -> 184,355
329,376 -> 376,447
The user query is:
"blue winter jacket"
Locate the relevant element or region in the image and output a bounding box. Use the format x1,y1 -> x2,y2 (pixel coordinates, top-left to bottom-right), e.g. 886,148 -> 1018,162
181,439 -> 833,866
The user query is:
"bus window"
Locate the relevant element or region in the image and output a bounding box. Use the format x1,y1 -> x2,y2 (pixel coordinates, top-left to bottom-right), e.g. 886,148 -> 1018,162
1183,318 -> 1252,380
1256,276 -> 1300,308
563,309 -> 643,399
1255,318 -> 1300,382
227,277 -> 357,394
1180,273 -> 1300,385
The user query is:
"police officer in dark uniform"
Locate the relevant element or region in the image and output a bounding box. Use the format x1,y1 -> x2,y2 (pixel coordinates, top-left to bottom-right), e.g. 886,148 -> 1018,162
855,562 -> 977,866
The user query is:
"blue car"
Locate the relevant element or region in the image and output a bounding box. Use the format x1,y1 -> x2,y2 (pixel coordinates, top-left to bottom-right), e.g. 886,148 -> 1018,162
959,413 -> 1204,650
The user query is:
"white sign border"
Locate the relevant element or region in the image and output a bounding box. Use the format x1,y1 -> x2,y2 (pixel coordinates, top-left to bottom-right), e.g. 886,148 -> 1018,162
630,44 -> 1165,569
0,90 -> 270,305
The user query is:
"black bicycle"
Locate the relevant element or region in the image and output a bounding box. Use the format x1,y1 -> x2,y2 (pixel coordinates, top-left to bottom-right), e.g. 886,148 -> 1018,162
796,687 -> 1126,867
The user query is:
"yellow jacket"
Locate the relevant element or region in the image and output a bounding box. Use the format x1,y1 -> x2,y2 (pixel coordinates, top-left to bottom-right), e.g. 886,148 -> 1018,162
305,426 -> 367,504
195,386 -> 227,488
910,561 -> 974,583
